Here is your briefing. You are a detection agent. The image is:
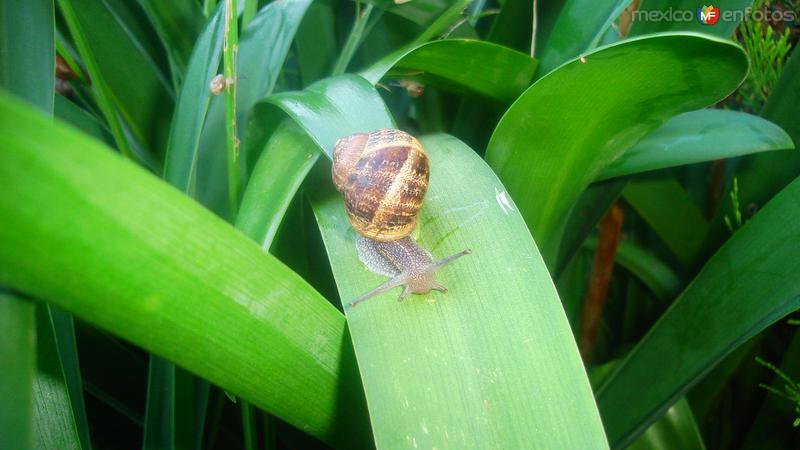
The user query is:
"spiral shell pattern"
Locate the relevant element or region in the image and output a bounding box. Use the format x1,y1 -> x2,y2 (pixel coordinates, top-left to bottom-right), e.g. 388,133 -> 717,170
332,129 -> 430,242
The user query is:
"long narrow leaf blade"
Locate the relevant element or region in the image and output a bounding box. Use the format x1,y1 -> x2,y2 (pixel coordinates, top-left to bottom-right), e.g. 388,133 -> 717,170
598,109 -> 794,181
596,174 -> 800,448
485,33 -> 748,266
360,39 -> 537,102
0,292 -> 35,450
163,3 -> 225,192
313,134 -> 608,448
0,92 -> 363,446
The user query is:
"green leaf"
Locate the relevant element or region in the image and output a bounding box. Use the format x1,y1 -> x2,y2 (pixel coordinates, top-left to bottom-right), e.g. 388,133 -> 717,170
0,0 -> 54,112
66,0 -> 173,136
485,33 -> 748,266
236,121 -> 319,248
627,398 -> 705,450
361,0 -> 463,26
537,0 -> 632,75
714,46 -> 800,247
360,39 -> 537,102
596,173 -> 800,448
196,0 -> 311,216
554,180 -> 628,276
0,292 -> 35,450
598,109 -> 794,181
0,92 -> 364,446
137,0 -> 204,88
54,95 -> 113,146
584,238 -> 681,302
312,133 -> 608,448
264,75 -> 608,448
33,304 -> 84,450
622,175 -> 708,265
143,356 -> 174,450
629,0 -> 752,38
163,3 -> 225,193
263,74 -> 396,151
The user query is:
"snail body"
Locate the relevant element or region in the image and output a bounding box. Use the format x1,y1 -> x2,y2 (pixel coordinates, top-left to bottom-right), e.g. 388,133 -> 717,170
332,129 -> 470,308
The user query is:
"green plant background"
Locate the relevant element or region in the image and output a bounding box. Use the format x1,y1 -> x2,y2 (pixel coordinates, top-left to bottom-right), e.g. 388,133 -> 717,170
1,0 -> 799,449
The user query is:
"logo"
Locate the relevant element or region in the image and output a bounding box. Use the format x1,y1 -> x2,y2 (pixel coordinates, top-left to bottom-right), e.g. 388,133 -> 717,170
697,5 -> 720,25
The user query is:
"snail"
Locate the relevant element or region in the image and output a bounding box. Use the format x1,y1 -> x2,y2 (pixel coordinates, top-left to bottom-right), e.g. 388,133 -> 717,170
332,128 -> 471,308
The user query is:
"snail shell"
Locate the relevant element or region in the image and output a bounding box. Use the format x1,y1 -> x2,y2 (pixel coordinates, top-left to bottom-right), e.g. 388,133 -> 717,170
332,129 -> 430,242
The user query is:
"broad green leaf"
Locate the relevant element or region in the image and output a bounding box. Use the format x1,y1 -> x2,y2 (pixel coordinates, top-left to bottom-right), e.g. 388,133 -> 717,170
627,398 -> 705,450
596,173 -> 800,448
0,0 -> 54,111
629,0 -> 752,38
264,75 -> 608,448
537,0 -> 632,75
485,33 -> 747,266
0,292 -> 35,450
584,238 -> 681,302
236,121 -> 319,248
137,0 -> 204,88
312,133 -> 608,449
0,92 -> 366,447
195,0 -> 311,217
162,3 -> 225,193
360,39 -> 537,102
263,75 -> 395,151
622,176 -> 708,265
598,109 -> 794,181
33,304 -> 84,450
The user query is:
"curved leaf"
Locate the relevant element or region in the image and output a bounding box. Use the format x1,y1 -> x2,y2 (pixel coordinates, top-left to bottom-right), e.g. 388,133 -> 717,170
263,74 -> 395,153
236,121 -> 319,248
584,238 -> 681,302
599,109 -> 795,181
0,92 -> 365,447
596,173 -> 800,448
360,39 -> 537,102
627,398 -> 705,450
485,33 -> 748,266
622,175 -> 708,265
162,3 -> 225,192
262,75 -> 608,448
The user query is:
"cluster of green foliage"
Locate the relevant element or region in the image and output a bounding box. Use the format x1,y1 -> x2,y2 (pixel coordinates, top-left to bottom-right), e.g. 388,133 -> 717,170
1,0 -> 800,449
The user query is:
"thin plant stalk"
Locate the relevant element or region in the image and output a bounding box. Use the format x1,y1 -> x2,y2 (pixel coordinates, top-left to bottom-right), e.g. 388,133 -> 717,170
332,3 -> 374,75
241,400 -> 255,450
223,0 -> 241,218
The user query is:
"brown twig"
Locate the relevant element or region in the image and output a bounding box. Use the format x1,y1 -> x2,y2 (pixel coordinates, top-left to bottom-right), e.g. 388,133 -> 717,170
579,202 -> 624,363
